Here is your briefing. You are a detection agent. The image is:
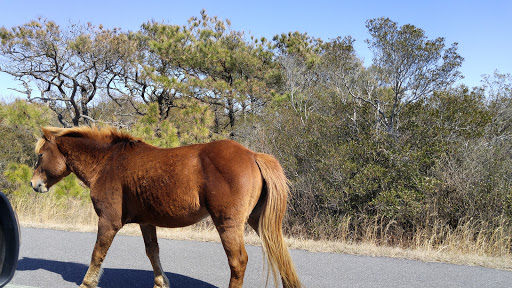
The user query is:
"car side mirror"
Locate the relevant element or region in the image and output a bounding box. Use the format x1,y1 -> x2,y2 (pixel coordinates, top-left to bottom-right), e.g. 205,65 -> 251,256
0,191 -> 20,288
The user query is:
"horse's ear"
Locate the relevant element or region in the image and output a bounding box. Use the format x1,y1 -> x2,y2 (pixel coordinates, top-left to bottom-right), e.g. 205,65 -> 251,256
41,126 -> 56,142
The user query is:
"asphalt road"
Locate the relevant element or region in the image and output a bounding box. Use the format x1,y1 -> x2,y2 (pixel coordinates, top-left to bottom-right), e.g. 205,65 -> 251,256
7,227 -> 512,287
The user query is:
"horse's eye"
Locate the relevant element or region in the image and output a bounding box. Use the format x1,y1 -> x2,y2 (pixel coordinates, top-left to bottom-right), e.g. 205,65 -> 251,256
35,154 -> 43,167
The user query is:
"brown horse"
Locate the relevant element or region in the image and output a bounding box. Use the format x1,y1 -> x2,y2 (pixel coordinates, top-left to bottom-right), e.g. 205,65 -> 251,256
30,126 -> 302,288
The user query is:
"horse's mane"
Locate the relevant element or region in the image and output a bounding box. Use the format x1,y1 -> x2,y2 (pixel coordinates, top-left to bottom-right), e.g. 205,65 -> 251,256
36,126 -> 142,153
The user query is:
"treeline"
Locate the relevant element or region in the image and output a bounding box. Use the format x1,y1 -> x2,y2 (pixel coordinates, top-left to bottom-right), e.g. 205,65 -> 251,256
1,12 -> 511,250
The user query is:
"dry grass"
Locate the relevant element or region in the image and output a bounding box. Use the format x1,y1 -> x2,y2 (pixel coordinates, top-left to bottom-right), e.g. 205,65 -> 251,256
11,194 -> 512,271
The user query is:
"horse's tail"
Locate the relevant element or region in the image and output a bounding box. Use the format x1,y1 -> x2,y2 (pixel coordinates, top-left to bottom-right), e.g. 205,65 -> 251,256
254,153 -> 303,288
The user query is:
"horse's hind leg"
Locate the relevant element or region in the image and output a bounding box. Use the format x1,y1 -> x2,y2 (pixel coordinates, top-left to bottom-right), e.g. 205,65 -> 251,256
213,219 -> 248,288
248,201 -> 264,235
140,224 -> 170,288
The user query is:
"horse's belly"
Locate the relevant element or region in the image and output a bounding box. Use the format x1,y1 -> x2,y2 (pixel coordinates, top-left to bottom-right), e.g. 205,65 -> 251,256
146,205 -> 208,228
126,190 -> 208,228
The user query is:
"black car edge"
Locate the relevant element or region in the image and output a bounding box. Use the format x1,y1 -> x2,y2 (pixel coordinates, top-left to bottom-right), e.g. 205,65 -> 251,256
0,191 -> 20,287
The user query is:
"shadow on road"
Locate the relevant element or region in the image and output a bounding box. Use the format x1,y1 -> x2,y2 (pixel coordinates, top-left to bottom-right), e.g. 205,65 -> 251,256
17,257 -> 217,287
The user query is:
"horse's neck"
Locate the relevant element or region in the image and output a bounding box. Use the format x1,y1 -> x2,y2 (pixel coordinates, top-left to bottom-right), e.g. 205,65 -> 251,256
59,138 -> 113,187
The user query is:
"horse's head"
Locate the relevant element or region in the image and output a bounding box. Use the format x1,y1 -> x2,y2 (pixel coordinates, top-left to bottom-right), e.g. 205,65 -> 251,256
31,127 -> 71,193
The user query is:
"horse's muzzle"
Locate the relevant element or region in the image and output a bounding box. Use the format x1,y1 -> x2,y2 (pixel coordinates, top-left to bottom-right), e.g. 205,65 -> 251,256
31,179 -> 48,193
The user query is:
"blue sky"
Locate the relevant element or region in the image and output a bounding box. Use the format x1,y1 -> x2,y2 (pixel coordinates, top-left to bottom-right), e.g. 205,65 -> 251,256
1,0 -> 511,100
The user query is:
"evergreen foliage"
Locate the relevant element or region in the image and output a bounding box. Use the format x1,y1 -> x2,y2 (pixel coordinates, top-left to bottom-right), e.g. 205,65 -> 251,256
1,13 -> 511,250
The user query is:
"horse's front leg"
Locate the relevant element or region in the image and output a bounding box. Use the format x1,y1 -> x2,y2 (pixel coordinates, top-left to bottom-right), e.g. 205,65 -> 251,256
80,217 -> 121,288
140,224 -> 170,288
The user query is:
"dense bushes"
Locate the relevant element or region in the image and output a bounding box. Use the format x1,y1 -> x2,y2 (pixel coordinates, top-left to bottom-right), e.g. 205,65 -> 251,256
234,83 -> 512,251
1,84 -> 511,253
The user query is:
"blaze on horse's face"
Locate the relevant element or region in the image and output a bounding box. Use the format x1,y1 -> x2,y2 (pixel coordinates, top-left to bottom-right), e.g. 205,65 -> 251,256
31,137 -> 70,193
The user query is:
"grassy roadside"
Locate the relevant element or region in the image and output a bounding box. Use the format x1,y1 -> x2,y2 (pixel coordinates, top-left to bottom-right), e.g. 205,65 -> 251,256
13,193 -> 512,272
